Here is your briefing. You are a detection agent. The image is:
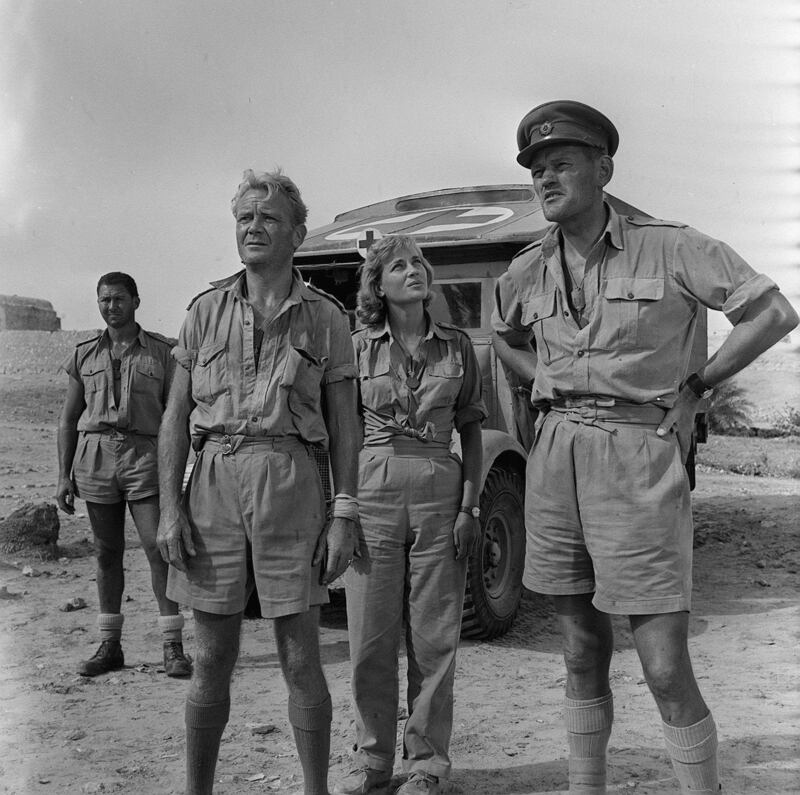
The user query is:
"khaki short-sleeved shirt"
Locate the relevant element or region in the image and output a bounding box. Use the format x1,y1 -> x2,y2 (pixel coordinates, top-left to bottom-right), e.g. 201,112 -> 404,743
492,203 -> 778,408
62,327 -> 175,436
353,316 -> 488,446
174,268 -> 357,448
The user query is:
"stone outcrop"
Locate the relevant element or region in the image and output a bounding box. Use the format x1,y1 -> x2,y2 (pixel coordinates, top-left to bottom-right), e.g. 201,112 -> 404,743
0,295 -> 61,331
0,502 -> 60,558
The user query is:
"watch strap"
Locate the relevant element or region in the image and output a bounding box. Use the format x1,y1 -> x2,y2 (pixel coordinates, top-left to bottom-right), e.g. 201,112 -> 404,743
685,372 -> 711,399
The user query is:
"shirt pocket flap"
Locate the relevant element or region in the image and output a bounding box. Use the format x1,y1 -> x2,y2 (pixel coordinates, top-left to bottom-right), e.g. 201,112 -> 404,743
427,360 -> 463,378
79,364 -> 106,392
358,346 -> 391,378
604,277 -> 664,301
522,290 -> 557,324
135,359 -> 164,379
196,343 -> 226,367
80,365 -> 105,378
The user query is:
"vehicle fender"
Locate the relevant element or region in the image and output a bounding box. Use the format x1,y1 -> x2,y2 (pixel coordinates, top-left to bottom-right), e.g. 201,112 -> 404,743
451,428 -> 528,490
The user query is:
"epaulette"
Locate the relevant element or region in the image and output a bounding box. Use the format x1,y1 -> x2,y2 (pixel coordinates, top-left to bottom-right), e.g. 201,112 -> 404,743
305,281 -> 348,314
75,333 -> 102,348
511,237 -> 544,261
433,320 -> 471,342
625,215 -> 687,229
143,329 -> 178,347
434,320 -> 469,338
186,286 -> 217,311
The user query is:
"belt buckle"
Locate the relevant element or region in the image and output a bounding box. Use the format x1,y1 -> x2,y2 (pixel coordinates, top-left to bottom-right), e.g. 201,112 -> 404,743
564,397 -> 589,408
220,435 -> 233,455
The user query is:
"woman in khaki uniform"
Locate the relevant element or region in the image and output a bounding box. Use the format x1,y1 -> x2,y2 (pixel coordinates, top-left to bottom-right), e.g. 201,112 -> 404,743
334,235 -> 486,795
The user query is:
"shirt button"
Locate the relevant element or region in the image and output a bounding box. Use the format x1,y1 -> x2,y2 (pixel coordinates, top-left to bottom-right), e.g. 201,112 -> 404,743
563,311 -> 570,317
532,312 -> 539,320
244,320 -> 251,326
576,349 -> 585,357
627,292 -> 634,299
251,416 -> 258,422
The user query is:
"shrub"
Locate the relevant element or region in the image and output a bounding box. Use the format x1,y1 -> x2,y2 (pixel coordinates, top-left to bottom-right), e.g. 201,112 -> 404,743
707,378 -> 754,435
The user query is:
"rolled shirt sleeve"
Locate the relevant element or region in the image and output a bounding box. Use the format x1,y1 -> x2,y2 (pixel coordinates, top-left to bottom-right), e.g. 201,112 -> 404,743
322,309 -> 358,384
672,227 -> 779,324
492,269 -> 535,348
454,332 -> 488,431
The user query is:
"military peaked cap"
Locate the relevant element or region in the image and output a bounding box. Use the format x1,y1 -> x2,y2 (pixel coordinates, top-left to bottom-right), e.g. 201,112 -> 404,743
516,100 -> 619,168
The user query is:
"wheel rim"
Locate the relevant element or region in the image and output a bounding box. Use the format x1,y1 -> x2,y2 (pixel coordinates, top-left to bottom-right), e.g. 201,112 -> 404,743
481,494 -> 516,603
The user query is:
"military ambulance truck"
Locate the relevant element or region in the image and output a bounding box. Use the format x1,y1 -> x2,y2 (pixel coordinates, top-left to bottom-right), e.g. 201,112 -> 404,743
294,185 -> 707,640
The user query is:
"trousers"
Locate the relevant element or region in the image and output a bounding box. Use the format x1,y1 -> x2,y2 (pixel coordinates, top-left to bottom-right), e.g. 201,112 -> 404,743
344,441 -> 467,779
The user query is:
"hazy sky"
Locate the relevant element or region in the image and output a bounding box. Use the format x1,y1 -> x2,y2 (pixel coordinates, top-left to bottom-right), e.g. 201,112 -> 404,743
1,0 -> 798,334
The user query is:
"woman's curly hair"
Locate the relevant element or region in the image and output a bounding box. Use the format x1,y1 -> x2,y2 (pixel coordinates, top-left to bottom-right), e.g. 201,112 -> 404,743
356,234 -> 435,327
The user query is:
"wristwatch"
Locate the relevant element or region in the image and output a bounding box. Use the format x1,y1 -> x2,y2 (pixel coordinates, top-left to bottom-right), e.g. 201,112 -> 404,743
684,372 -> 713,400
459,505 -> 480,519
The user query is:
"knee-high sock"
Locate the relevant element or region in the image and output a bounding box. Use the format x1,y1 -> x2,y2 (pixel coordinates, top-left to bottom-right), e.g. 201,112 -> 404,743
185,697 -> 230,795
97,613 -> 124,642
158,613 -> 185,643
288,694 -> 332,795
565,692 -> 614,794
663,712 -> 720,794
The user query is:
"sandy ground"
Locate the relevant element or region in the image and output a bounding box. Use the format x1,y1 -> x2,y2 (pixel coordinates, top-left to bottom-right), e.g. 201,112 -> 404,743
0,367 -> 798,794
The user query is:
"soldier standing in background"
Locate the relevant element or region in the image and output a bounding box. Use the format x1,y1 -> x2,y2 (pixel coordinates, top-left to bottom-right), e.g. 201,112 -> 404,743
56,271 -> 191,678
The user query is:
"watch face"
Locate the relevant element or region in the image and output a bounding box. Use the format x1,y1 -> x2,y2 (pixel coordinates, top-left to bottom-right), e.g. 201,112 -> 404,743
471,507 -> 480,519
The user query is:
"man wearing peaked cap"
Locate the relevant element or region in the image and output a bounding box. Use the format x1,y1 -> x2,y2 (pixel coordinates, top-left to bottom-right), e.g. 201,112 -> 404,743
493,100 -> 798,794
516,100 -> 619,168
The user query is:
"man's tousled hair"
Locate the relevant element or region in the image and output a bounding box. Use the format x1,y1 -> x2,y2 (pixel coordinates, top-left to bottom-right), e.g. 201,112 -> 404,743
231,168 -> 308,226
97,272 -> 139,299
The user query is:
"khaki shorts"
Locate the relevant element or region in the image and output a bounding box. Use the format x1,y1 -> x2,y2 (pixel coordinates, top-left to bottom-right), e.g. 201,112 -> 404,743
73,431 -> 159,504
167,436 -> 328,618
523,405 -> 693,615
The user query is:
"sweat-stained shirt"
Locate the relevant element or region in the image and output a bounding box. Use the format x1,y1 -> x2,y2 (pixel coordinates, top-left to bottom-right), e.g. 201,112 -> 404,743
353,315 -> 487,447
492,202 -> 778,409
173,268 -> 357,449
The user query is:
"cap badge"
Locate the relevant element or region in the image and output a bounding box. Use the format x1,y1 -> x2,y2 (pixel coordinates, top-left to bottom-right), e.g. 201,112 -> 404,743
539,121 -> 553,135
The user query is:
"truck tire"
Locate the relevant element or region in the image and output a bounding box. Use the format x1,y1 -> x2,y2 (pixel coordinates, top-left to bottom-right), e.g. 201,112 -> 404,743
461,467 -> 525,640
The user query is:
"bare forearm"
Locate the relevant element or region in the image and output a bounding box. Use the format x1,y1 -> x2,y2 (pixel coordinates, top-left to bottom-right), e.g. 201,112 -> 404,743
158,367 -> 194,510
326,380 -> 360,496
158,421 -> 190,508
56,424 -> 78,479
701,291 -> 799,386
492,332 -> 538,383
459,420 -> 482,507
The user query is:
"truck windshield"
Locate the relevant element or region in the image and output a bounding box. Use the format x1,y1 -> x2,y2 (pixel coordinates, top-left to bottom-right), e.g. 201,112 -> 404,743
432,281 -> 482,329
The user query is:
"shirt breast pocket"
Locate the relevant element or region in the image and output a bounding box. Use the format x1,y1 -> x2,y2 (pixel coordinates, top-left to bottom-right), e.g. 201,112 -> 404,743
521,290 -> 560,364
281,345 -> 326,412
600,277 -> 664,350
426,357 -> 464,409
132,359 -> 165,398
357,348 -> 393,411
192,343 -> 228,404
80,365 -> 107,394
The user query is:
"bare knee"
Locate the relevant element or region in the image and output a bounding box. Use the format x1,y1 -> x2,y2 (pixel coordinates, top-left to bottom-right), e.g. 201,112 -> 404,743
641,656 -> 695,703
191,612 -> 242,702
140,541 -> 166,570
94,541 -> 124,570
562,631 -> 613,677
275,611 -> 327,702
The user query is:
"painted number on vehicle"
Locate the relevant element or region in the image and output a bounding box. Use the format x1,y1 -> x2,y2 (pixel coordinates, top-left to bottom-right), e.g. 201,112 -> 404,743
325,206 -> 515,242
